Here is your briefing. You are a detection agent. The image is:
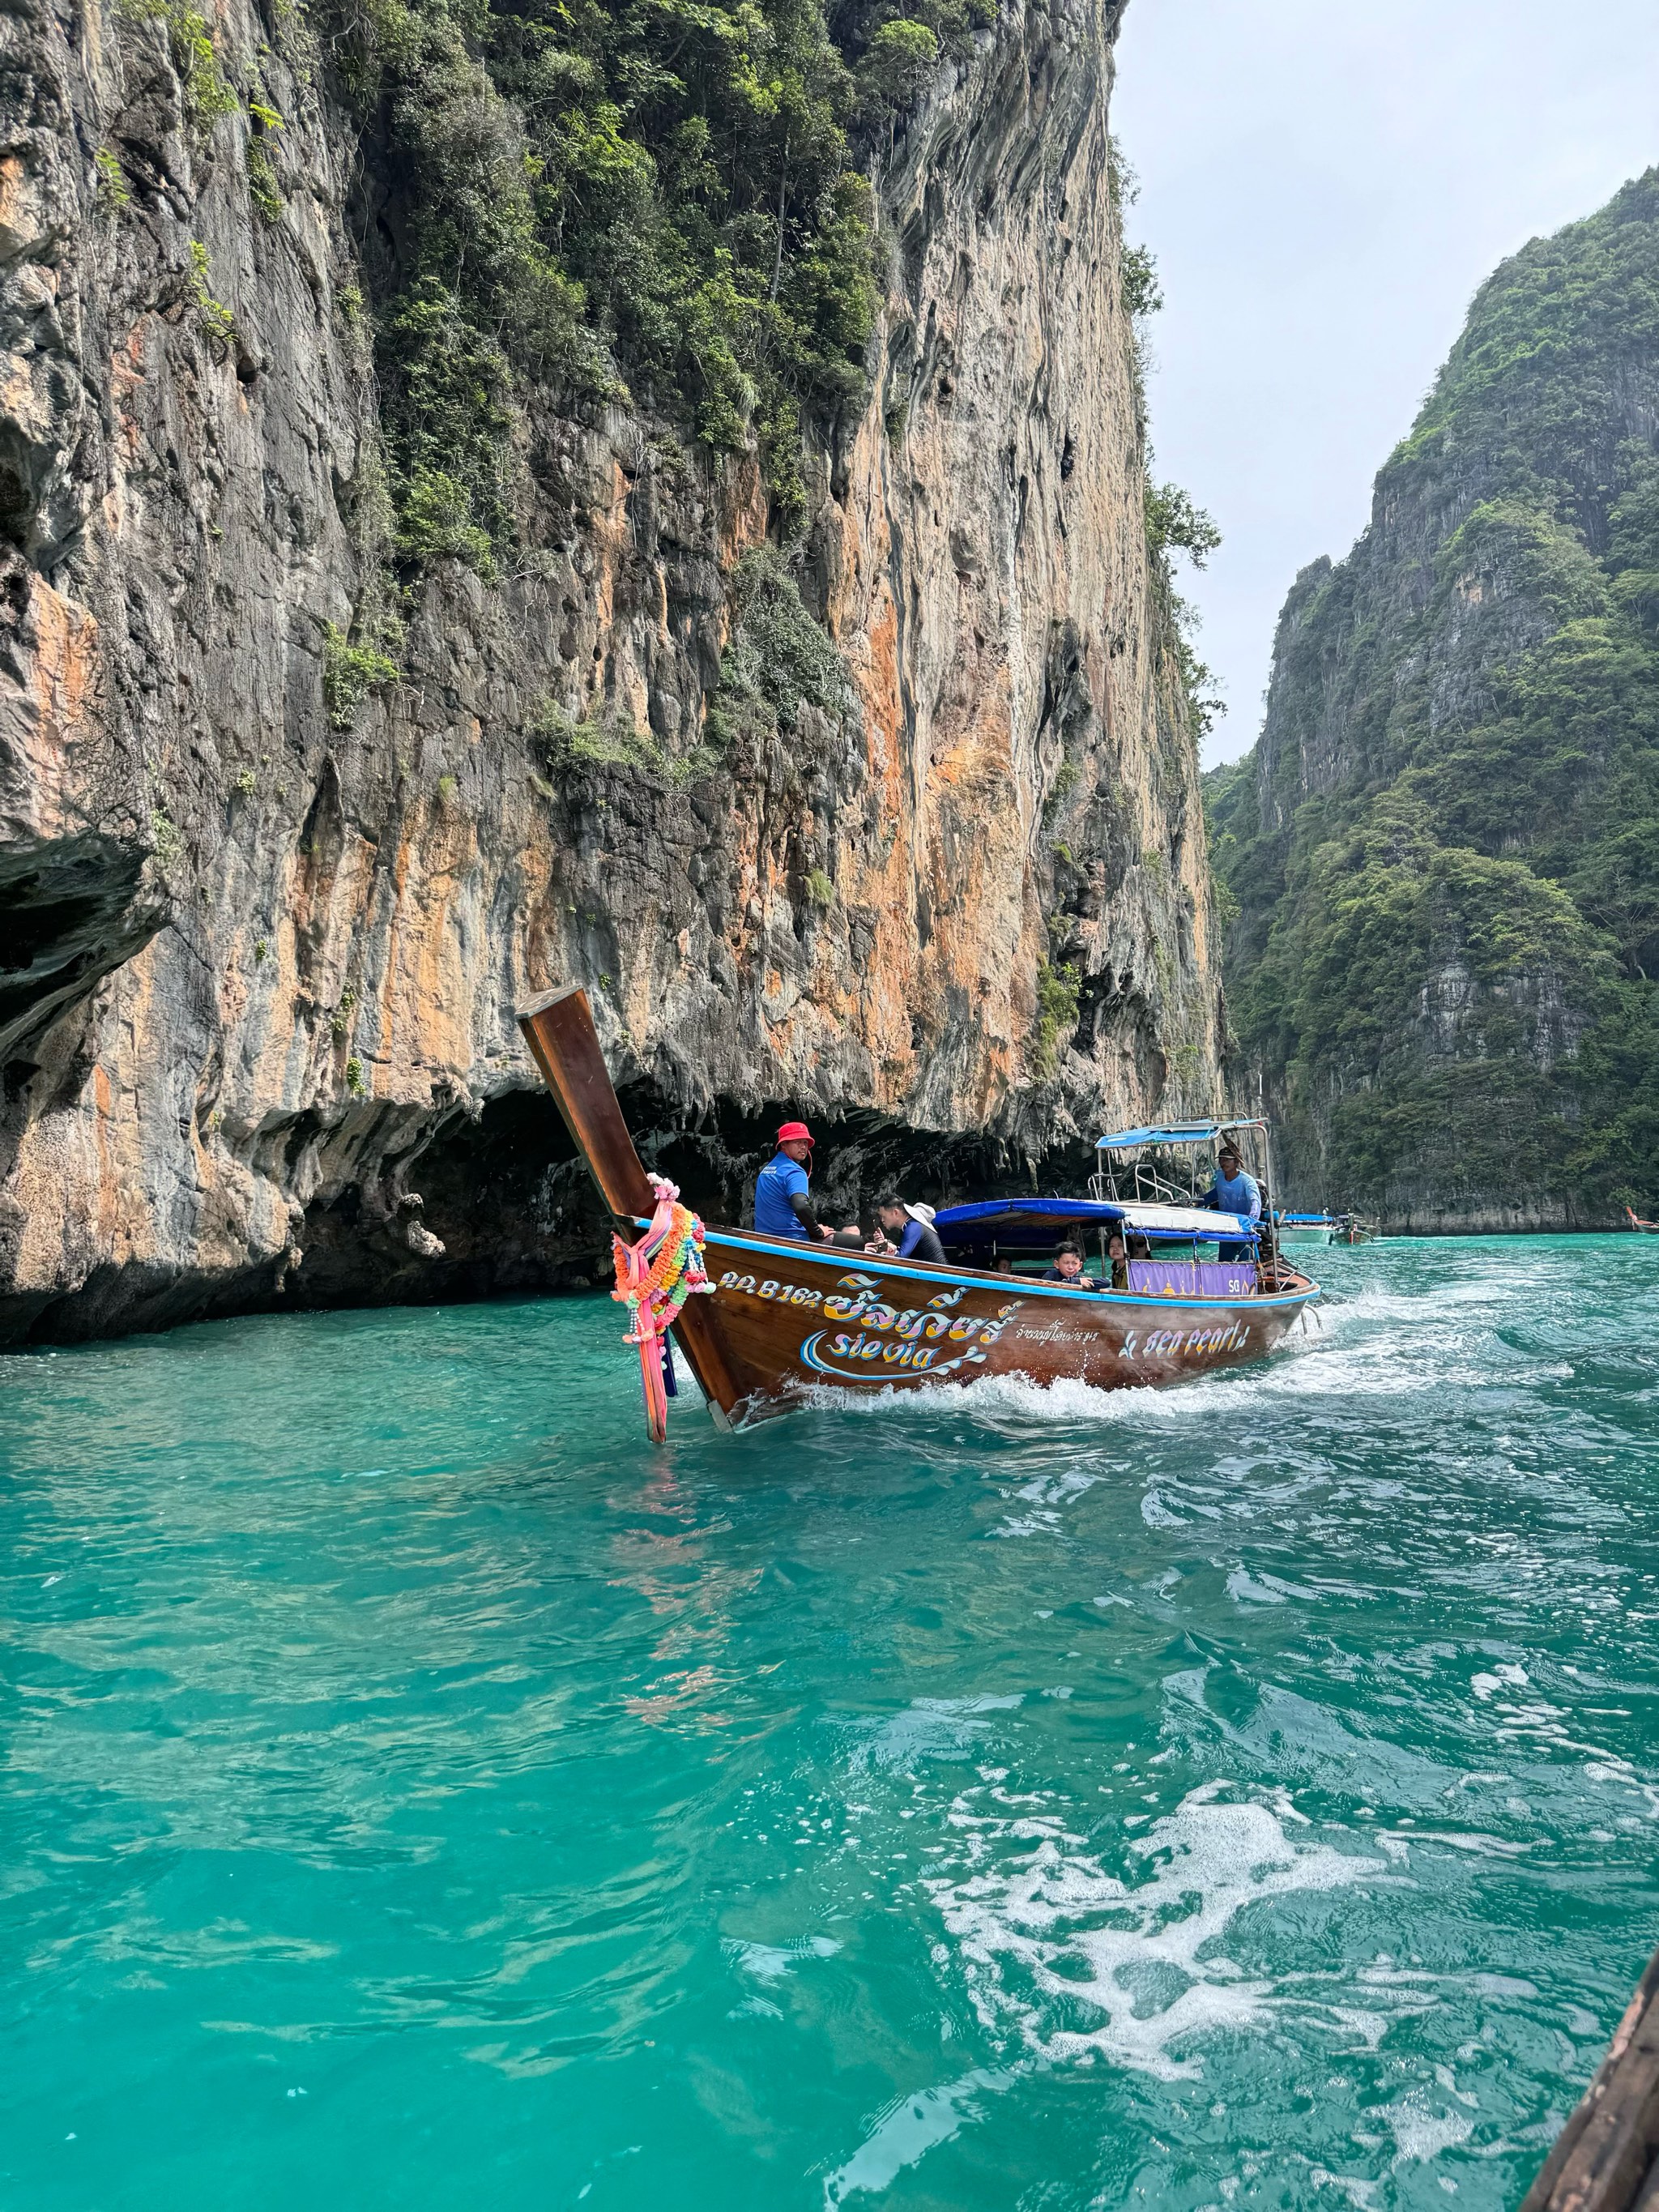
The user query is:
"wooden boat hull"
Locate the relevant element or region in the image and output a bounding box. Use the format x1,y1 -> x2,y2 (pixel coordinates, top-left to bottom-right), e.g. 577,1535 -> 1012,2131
695,1226 -> 1316,1424
1519,1940 -> 1659,2210
517,984 -> 1320,1429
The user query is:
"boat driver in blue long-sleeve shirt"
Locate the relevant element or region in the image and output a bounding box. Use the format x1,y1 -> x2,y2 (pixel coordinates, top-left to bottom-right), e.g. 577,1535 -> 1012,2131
1202,1141 -> 1261,1262
753,1121 -> 836,1241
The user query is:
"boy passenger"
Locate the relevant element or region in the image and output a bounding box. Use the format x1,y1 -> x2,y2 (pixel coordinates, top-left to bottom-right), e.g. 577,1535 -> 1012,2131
1043,1241 -> 1102,1290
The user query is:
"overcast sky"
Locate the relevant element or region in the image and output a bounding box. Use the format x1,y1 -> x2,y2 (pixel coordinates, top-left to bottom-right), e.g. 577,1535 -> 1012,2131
1111,0 -> 1659,767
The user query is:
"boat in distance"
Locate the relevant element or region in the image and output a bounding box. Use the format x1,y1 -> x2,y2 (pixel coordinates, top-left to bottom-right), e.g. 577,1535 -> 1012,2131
518,986 -> 1322,1430
1276,1211 -> 1340,1247
1274,1211 -> 1381,1246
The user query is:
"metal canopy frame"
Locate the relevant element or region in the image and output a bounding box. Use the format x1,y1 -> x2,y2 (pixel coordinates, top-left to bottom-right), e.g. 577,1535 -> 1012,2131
1088,1114 -> 1278,1246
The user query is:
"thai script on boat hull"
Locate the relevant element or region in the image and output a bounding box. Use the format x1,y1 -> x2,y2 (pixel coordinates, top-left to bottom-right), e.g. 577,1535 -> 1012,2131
715,1268 -> 1024,1384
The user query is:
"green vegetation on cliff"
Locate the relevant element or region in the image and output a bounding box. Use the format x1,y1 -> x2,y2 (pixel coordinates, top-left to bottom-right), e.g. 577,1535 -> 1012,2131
326,0 -> 983,566
1209,170 -> 1659,1221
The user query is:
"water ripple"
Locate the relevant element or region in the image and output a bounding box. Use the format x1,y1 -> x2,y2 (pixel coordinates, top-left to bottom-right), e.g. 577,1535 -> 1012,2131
2,1241 -> 1657,2207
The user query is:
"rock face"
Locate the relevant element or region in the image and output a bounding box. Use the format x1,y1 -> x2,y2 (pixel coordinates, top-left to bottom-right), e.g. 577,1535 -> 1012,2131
1209,172 -> 1659,1233
0,0 -> 1222,1343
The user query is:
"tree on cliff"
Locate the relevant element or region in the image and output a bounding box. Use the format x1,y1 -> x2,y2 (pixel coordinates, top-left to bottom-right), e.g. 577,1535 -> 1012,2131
328,0 -> 987,562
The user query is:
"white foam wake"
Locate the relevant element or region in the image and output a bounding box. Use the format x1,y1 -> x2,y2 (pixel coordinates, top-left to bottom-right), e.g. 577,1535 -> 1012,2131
925,1781 -> 1387,2082
791,1269 -> 1577,1432
819,1783 -> 1414,2203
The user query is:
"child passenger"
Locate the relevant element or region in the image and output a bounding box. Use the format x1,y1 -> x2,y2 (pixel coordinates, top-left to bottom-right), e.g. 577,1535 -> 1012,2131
1043,1241 -> 1102,1291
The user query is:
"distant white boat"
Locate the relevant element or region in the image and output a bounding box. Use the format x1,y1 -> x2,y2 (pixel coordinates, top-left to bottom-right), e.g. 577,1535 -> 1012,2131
1276,1211 -> 1339,1248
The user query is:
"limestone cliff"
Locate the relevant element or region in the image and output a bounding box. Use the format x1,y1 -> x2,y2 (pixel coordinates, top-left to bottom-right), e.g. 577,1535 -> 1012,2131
0,0 -> 1222,1342
1209,172 -> 1659,1233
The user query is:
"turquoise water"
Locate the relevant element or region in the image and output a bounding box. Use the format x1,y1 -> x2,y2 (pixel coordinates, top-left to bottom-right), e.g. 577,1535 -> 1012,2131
4,1237 -> 1659,2209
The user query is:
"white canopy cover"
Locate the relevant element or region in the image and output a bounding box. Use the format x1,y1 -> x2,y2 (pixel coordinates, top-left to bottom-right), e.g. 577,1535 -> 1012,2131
1117,1202 -> 1255,1239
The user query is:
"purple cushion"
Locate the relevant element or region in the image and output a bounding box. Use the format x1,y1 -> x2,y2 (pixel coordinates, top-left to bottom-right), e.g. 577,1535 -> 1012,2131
1126,1260 -> 1256,1299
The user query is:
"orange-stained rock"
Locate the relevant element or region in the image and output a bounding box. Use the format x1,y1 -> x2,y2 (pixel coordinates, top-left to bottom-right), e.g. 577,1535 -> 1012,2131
0,0 -> 1225,1343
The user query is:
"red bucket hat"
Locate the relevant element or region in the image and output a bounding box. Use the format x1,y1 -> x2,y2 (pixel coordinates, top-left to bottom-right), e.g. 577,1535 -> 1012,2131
776,1120 -> 814,1147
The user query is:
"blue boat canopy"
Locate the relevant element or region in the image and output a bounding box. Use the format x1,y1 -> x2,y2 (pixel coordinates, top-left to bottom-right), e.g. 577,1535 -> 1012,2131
1095,1117 -> 1267,1151
934,1197 -> 1258,1243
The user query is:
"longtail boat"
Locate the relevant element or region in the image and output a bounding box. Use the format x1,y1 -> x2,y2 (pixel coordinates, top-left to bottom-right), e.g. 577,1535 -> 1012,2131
1520,1939 -> 1659,2210
1275,1211 -> 1341,1247
1273,1211 -> 1378,1246
518,987 -> 1321,1433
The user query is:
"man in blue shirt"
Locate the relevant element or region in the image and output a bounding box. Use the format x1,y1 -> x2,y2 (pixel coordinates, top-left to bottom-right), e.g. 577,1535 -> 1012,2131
1203,1142 -> 1261,1262
753,1121 -> 836,1241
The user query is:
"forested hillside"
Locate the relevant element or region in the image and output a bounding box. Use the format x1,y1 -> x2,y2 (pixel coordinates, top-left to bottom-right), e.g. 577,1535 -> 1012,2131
1209,170 -> 1659,1229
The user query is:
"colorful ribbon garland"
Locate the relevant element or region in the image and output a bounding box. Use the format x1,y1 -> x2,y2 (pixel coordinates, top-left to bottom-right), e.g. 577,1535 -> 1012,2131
612,1173 -> 714,1441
